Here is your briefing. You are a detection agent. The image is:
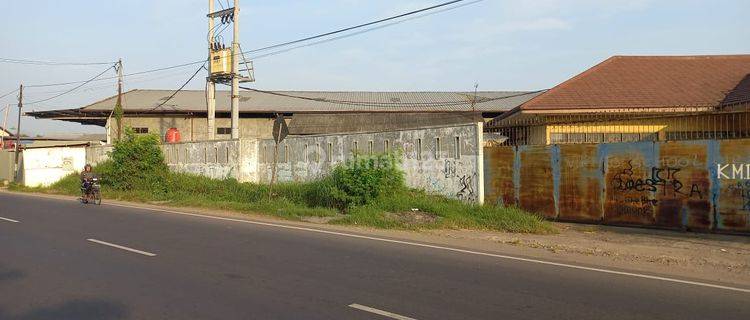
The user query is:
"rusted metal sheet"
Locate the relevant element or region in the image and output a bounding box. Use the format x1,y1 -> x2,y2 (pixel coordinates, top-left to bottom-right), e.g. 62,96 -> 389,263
655,142 -> 711,230
518,146 -> 556,218
717,139 -> 750,233
483,146 -> 516,206
557,144 -> 603,222
482,138 -> 750,234
602,142 -> 657,226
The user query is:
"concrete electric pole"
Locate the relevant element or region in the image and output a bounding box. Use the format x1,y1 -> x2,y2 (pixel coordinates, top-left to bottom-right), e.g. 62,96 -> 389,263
207,0 -> 252,141
14,84 -> 22,182
230,0 -> 240,139
206,0 -> 216,140
115,58 -> 124,141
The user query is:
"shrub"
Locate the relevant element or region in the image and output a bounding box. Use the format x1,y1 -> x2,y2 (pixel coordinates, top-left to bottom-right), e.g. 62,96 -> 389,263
106,129 -> 169,191
325,152 -> 405,209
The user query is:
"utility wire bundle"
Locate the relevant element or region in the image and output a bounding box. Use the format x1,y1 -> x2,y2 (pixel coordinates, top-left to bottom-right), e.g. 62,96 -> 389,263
1,0 -> 483,108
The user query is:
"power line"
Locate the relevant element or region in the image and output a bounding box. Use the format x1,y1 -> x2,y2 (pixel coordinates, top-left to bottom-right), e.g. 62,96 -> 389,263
22,0 -> 478,89
239,87 -> 546,108
26,64 -> 117,104
246,0 -> 466,54
0,88 -> 19,100
25,61 -> 200,88
251,0 -> 483,61
146,63 -> 208,112
0,57 -> 116,66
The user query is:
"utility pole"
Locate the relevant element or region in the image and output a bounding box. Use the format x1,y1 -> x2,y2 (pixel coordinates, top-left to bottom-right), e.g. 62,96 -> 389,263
14,84 -> 23,182
230,0 -> 240,139
207,0 -> 250,140
471,82 -> 479,113
115,58 -> 124,141
206,0 -> 216,140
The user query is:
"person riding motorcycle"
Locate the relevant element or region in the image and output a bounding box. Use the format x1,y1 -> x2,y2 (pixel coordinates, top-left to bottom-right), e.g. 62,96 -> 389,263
80,164 -> 98,194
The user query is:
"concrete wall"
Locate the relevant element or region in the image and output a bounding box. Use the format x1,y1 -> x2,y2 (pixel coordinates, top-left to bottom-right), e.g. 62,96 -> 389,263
484,139 -> 750,234
161,139 -> 259,182
110,117 -> 274,142
21,146 -> 87,187
258,123 -> 484,203
0,150 -> 15,182
86,145 -> 113,166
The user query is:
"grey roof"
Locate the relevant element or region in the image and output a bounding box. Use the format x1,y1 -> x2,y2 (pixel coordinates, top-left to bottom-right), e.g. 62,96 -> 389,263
76,89 -> 543,113
288,112 -> 483,135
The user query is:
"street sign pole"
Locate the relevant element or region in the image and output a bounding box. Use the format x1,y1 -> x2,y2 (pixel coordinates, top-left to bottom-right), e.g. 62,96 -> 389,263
268,114 -> 288,198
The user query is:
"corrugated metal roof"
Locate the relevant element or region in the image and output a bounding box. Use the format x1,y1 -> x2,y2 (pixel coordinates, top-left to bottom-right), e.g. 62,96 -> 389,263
78,89 -> 543,113
288,112 -> 483,135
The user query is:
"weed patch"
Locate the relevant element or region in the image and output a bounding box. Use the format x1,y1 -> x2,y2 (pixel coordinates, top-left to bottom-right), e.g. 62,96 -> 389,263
12,137 -> 554,234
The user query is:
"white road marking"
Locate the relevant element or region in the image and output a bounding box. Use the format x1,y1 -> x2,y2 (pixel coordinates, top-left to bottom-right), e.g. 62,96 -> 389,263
87,239 -> 157,257
10,192 -> 750,294
0,216 -> 20,223
349,304 -> 417,320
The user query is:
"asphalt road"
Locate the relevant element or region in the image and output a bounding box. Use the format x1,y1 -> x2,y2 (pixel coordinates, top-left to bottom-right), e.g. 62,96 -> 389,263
1,192 -> 748,320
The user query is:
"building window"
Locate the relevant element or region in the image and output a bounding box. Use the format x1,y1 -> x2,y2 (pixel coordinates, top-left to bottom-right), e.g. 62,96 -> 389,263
225,147 -> 230,163
454,136 -> 461,159
133,127 -> 149,134
327,142 -> 333,161
217,127 -> 231,135
204,147 -> 208,163
214,147 -> 219,163
352,141 -> 359,157
384,140 -> 390,153
368,141 -> 374,155
315,143 -> 321,162
184,148 -> 189,163
435,137 -> 441,159
282,145 -> 289,163
304,144 -> 309,162
417,138 -> 424,160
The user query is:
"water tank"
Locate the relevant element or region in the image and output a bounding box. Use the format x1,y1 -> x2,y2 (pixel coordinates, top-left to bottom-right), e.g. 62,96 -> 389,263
165,128 -> 181,143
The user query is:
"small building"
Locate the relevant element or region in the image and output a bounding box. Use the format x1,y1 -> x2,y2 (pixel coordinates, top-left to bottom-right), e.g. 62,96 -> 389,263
487,55 -> 750,145
27,89 -> 542,142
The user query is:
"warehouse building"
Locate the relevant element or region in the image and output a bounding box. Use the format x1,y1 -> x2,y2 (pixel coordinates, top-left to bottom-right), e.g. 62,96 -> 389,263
28,89 -> 542,142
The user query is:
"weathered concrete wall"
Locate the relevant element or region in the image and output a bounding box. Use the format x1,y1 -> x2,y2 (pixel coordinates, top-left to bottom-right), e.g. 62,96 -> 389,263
162,140 -> 240,181
85,139 -> 259,182
161,139 -> 259,182
111,117 -> 273,142
86,145 -> 113,165
21,147 -> 87,187
258,123 -> 484,202
0,150 -> 15,182
484,139 -> 750,234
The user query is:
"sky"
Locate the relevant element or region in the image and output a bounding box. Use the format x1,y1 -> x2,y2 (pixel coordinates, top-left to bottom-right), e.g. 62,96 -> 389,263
0,0 -> 748,136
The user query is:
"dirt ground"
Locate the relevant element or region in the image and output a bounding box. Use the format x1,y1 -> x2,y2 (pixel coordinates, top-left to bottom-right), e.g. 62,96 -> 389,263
424,224 -> 750,286
6,190 -> 750,288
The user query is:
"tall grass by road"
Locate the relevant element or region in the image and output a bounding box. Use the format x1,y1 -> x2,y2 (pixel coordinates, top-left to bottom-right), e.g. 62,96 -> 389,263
12,130 -> 555,234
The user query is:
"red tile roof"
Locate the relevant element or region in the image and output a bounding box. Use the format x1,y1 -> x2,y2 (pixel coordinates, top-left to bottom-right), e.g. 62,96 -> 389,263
521,55 -> 750,111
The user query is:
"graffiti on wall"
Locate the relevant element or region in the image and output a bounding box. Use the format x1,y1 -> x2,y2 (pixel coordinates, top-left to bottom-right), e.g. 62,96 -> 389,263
728,181 -> 750,211
612,160 -> 703,199
610,159 -> 704,219
456,173 -> 477,202
444,159 -> 457,178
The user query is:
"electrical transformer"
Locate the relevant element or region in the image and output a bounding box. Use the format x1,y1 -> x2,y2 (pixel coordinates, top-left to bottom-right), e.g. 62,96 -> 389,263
210,49 -> 232,77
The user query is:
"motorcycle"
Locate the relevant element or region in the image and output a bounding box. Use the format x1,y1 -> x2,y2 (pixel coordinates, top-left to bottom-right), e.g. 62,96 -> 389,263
81,177 -> 102,205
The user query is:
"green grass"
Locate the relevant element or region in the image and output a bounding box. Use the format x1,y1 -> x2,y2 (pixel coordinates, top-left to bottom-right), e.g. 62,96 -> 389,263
12,172 -> 556,234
